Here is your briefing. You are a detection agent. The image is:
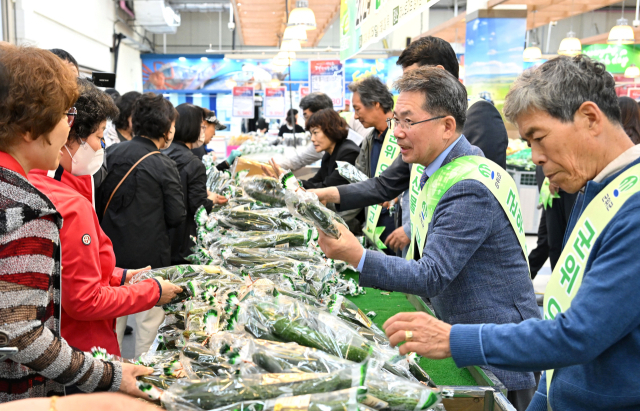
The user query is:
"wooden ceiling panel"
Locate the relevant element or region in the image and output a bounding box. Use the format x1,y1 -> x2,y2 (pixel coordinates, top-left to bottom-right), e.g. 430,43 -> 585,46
235,0 -> 340,47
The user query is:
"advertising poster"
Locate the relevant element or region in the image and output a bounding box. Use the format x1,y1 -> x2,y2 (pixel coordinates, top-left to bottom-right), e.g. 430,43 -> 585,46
232,86 -> 255,118
340,0 -> 439,61
309,60 -> 345,110
582,44 -> 640,74
299,86 -> 310,98
464,17 -> 526,116
264,87 -> 286,118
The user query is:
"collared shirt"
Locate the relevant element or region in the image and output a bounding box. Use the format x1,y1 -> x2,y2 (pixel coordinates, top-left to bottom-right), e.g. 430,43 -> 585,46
357,134 -> 464,271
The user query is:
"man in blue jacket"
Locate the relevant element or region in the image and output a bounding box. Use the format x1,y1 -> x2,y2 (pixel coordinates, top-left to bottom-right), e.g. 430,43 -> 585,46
317,66 -> 541,410
380,55 -> 640,411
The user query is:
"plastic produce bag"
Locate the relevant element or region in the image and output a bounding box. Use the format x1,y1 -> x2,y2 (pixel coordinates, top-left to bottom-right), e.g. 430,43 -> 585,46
208,230 -> 313,251
285,190 -> 346,239
336,161 -> 369,184
164,363 -> 368,411
241,176 -> 287,207
237,295 -> 390,363
215,209 -> 298,232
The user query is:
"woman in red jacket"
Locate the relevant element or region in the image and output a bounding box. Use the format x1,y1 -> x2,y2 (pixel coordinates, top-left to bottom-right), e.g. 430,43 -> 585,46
29,79 -> 182,357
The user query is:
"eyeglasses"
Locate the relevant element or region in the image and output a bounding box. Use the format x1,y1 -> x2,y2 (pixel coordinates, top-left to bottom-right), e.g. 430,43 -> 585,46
65,107 -> 77,127
387,115 -> 446,131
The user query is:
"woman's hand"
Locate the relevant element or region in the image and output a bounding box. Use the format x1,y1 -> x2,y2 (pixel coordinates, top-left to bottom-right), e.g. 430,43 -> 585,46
207,190 -> 228,204
124,266 -> 150,285
156,280 -> 183,305
118,363 -> 154,398
383,312 -> 453,359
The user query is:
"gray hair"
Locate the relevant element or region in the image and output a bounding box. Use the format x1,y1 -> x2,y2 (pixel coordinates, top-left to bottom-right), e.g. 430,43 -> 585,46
348,76 -> 394,113
393,66 -> 467,132
504,55 -> 621,125
299,92 -> 333,113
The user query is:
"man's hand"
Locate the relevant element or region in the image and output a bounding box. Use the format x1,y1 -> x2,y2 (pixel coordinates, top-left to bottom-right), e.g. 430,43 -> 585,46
156,280 -> 183,305
309,187 -> 341,204
383,312 -> 452,359
317,223 -> 364,267
385,227 -> 410,252
118,363 -> 154,398
125,266 -> 150,285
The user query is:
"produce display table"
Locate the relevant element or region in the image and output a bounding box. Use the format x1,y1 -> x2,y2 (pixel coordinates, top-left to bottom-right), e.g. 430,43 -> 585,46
342,271 -> 517,411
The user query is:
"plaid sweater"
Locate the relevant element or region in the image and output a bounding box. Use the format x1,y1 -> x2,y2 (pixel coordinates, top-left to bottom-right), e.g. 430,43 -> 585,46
0,153 -> 122,401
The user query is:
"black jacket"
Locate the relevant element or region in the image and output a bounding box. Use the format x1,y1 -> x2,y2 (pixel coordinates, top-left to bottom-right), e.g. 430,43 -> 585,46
99,136 -> 186,269
163,142 -> 214,264
191,145 -> 207,160
302,139 -> 360,189
278,123 -> 305,136
337,100 -> 509,210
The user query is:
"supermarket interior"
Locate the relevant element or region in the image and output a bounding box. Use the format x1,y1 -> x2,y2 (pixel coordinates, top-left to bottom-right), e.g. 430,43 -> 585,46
1,0 -> 640,410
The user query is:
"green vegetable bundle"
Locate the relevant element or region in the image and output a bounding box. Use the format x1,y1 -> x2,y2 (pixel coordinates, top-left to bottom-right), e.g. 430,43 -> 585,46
217,210 -> 296,232
242,176 -> 287,207
285,190 -> 344,239
166,364 -> 367,410
239,296 -> 377,363
210,231 -> 312,250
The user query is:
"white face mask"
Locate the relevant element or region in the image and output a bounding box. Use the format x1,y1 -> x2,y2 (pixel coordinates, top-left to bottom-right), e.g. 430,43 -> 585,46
192,128 -> 206,149
65,141 -> 104,177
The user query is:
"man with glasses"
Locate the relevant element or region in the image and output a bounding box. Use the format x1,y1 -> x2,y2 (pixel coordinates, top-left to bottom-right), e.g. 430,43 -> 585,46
316,67 -> 540,411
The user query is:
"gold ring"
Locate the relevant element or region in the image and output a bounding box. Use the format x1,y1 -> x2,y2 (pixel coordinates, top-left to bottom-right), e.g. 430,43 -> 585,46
405,330 -> 413,341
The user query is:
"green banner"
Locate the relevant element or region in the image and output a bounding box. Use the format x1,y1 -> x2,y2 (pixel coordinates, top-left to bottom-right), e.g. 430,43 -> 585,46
582,44 -> 640,74
340,0 -> 439,61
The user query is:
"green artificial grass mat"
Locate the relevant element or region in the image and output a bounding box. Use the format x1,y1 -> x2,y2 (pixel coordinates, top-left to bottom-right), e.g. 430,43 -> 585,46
342,270 -> 477,386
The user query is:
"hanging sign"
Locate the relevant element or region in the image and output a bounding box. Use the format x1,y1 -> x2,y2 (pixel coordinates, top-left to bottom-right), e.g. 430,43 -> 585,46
264,87 -> 286,118
300,86 -> 310,98
309,60 -> 345,110
232,86 -> 255,118
340,0 -> 439,61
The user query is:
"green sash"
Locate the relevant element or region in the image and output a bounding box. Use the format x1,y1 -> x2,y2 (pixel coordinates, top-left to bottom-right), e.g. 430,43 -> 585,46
406,156 -> 529,272
363,132 -> 400,249
543,164 -> 640,399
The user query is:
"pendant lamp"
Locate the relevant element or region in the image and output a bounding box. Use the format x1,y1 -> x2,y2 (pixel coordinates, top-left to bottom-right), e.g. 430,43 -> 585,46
558,31 -> 582,56
523,46 -> 542,62
287,0 -> 316,30
273,51 -> 296,66
625,64 -> 640,78
609,0 -> 635,45
283,26 -> 308,42
280,39 -> 301,52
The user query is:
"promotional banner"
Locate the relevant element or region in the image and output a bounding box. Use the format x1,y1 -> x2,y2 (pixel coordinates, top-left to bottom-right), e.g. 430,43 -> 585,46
232,86 -> 255,118
299,86 -> 310,98
582,44 -> 640,74
309,60 -> 345,110
340,0 -> 439,61
264,87 -> 286,118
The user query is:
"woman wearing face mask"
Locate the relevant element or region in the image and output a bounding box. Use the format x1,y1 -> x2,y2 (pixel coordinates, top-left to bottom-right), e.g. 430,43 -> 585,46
98,92 -> 186,357
28,80 -> 182,360
164,103 -> 228,264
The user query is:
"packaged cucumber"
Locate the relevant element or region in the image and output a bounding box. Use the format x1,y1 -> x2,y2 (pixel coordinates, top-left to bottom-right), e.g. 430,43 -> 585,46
208,230 -> 313,251
284,190 -> 346,239
336,161 -> 369,184
216,209 -> 297,232
164,364 -> 368,411
241,176 -> 287,207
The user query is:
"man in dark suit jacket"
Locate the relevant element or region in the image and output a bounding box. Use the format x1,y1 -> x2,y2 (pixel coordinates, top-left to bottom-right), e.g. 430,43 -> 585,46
311,37 -> 508,249
317,67 -> 540,411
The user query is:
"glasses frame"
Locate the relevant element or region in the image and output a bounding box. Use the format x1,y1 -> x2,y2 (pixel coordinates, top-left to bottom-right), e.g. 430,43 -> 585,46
66,107 -> 77,127
387,115 -> 446,131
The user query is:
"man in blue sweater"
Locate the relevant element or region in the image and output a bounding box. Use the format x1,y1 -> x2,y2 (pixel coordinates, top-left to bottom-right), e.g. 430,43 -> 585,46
317,66 -> 540,410
381,55 -> 640,410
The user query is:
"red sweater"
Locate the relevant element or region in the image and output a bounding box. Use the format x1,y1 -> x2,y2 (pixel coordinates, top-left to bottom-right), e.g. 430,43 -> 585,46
29,168 -> 160,356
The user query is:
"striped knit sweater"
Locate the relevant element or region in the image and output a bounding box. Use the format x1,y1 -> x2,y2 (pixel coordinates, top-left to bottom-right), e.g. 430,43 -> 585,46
0,157 -> 122,401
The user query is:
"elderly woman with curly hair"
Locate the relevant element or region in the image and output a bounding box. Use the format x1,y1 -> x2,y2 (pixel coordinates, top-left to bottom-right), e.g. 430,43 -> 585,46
28,79 -> 182,363
0,44 -> 153,401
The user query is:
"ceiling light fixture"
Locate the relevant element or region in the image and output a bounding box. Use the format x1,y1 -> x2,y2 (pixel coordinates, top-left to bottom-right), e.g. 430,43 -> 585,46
558,0 -> 582,56
287,0 -> 316,30
178,56 -> 187,62
524,10 -> 542,62
283,26 -> 308,42
625,64 -> 640,77
280,39 -> 301,52
609,0 -> 635,44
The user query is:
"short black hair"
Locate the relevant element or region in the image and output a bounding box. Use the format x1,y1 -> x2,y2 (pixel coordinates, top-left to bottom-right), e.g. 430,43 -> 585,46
49,48 -> 79,71
114,91 -> 141,130
397,36 -> 460,79
69,78 -> 119,143
299,92 -> 333,113
174,103 -> 204,144
132,93 -> 178,139
105,88 -> 120,101
348,76 -> 394,113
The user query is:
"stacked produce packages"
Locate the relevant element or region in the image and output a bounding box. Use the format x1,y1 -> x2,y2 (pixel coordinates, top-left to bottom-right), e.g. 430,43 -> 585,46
129,170 -> 441,411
